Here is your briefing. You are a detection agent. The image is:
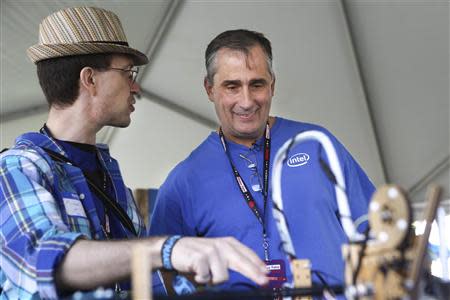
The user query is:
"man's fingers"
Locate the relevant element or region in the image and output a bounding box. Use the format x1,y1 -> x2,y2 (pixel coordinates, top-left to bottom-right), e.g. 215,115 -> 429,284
172,237 -> 226,284
204,245 -> 228,284
170,237 -> 268,286
191,251 -> 211,284
227,253 -> 269,286
217,237 -> 269,286
226,237 -> 268,271
194,272 -> 211,284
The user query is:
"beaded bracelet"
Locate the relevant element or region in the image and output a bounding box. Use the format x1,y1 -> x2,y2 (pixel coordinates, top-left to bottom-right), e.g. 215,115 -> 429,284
161,235 -> 183,270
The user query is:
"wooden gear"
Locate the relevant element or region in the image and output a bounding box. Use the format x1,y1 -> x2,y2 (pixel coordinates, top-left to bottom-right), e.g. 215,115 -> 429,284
343,184 -> 442,300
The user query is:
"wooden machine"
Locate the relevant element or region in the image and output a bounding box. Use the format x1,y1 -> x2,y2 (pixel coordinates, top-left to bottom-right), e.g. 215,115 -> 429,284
342,184 -> 442,300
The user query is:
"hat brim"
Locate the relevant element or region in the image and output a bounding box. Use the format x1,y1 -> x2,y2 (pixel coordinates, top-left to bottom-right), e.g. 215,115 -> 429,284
27,42 -> 149,66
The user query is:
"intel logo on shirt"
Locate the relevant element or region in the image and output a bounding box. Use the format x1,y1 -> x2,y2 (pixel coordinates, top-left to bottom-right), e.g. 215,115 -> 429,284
287,153 -> 310,167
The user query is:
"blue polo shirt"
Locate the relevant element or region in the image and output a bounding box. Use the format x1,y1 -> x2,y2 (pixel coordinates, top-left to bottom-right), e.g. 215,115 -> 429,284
150,117 -> 374,292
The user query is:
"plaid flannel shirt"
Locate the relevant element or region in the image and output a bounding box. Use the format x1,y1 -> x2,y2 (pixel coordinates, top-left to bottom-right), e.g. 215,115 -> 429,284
0,132 -> 145,299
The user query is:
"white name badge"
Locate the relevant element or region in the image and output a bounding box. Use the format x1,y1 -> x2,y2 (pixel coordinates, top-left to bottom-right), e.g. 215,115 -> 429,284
63,197 -> 87,217
267,264 -> 281,270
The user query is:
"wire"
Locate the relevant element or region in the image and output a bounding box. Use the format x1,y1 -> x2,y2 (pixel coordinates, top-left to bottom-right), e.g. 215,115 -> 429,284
353,214 -> 369,230
273,201 -> 297,260
312,270 -> 337,299
318,148 -> 366,233
352,227 -> 371,285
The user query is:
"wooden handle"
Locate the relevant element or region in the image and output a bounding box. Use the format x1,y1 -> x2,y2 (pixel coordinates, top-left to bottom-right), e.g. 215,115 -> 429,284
132,245 -> 152,300
408,184 -> 442,299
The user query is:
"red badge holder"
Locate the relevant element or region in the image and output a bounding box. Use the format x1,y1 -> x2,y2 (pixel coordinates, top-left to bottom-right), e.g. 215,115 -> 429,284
266,259 -> 287,288
265,258 -> 287,300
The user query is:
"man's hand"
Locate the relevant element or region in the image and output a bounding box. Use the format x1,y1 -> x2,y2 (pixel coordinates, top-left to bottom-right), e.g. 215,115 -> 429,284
54,236 -> 268,293
170,237 -> 269,285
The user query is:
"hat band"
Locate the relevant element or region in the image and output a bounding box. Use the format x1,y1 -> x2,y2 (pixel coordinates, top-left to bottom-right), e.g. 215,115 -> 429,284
80,40 -> 129,46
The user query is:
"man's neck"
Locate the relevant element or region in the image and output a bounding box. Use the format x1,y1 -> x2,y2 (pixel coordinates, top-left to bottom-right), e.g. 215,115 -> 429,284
46,105 -> 99,145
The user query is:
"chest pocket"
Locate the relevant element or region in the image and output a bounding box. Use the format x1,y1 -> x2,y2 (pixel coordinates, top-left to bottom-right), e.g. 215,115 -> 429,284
61,192 -> 92,236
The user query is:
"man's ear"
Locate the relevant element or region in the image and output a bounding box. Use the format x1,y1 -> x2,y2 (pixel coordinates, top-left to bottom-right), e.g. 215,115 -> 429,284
204,77 -> 214,102
271,75 -> 276,96
80,67 -> 96,96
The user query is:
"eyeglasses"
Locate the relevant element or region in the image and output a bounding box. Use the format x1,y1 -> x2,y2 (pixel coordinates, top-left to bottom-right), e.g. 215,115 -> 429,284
239,152 -> 263,193
102,66 -> 139,86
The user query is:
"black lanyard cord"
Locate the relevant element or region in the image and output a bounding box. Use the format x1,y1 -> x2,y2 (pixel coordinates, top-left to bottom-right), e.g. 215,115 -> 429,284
43,148 -> 138,237
219,122 -> 271,260
39,125 -> 137,237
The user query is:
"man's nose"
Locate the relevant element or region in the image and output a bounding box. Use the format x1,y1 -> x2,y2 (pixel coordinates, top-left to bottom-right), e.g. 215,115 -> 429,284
239,87 -> 253,108
130,81 -> 141,94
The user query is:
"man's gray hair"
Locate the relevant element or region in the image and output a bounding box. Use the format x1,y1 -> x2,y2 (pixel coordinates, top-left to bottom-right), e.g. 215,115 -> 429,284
205,29 -> 274,84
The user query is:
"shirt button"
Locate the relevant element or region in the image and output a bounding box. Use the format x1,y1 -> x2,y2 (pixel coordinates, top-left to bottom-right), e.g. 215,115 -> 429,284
79,193 -> 85,200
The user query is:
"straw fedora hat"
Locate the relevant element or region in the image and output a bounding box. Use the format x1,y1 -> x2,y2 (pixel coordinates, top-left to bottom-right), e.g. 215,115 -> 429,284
27,6 -> 148,65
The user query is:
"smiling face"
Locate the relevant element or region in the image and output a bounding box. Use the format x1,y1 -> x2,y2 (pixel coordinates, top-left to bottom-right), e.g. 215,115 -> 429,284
204,46 -> 275,146
93,55 -> 140,128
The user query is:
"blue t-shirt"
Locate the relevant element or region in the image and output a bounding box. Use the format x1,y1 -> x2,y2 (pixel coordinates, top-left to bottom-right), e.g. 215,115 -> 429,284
150,117 -> 374,291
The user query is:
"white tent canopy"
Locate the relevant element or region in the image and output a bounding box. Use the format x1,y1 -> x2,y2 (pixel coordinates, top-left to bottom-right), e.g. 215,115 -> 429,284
1,0 -> 448,218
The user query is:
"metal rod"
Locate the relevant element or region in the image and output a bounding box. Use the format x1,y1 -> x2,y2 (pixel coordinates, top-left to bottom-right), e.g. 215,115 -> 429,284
339,0 -> 389,183
408,155 -> 449,197
0,103 -> 48,122
412,198 -> 450,210
140,88 -> 217,130
137,0 -> 183,84
104,0 -> 183,144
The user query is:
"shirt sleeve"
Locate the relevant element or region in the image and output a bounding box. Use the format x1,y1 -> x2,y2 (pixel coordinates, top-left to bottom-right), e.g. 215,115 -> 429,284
148,169 -> 191,296
148,172 -> 186,236
0,151 -> 85,299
